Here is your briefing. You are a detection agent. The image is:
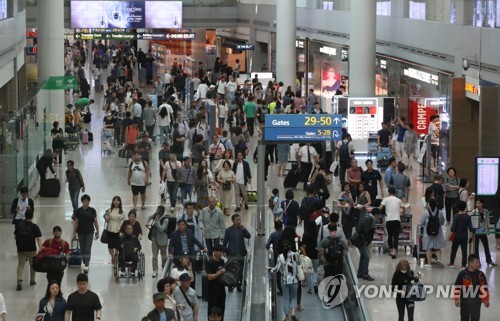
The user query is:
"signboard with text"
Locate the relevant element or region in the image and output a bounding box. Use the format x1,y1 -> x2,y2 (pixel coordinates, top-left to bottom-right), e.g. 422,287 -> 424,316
74,32 -> 195,41
44,76 -> 78,90
476,157 -> 499,196
264,114 -> 342,142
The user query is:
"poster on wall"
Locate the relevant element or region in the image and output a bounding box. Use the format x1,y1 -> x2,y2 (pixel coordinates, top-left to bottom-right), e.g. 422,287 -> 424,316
321,62 -> 341,95
408,100 -> 436,135
70,1 -> 182,29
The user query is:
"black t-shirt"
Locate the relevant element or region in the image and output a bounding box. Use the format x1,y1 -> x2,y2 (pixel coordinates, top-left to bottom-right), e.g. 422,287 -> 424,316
378,129 -> 392,147
67,290 -> 102,321
206,258 -> 226,296
361,169 -> 382,197
158,149 -> 171,164
75,207 -> 97,234
14,221 -> 42,252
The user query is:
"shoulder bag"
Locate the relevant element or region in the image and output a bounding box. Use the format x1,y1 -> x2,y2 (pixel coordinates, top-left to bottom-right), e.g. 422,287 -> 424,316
100,222 -> 110,244
294,252 -> 305,282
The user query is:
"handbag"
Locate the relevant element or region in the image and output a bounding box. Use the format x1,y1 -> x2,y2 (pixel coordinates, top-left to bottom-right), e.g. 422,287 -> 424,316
222,181 -> 232,191
300,255 -> 314,276
295,253 -> 305,282
405,281 -> 426,301
101,223 -> 110,244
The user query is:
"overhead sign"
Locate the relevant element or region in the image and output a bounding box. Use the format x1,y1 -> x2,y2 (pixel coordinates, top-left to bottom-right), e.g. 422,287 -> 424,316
465,76 -> 480,101
236,44 -> 254,50
44,76 -> 79,90
74,32 -> 195,40
476,157 -> 499,196
26,46 -> 37,56
264,114 -> 342,142
70,1 -> 182,29
26,31 -> 37,38
404,67 -> 439,85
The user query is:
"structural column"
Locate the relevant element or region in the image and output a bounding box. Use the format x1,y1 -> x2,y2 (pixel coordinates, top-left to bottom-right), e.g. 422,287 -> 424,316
349,0 -> 376,97
276,0 -> 296,89
190,28 -> 207,68
38,0 -> 65,128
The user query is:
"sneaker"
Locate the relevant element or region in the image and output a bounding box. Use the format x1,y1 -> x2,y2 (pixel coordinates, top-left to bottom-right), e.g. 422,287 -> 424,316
235,207 -> 241,212
447,264 -> 455,269
152,271 -> 158,277
30,280 -> 37,286
16,282 -> 22,291
244,204 -> 249,210
423,264 -> 432,268
82,266 -> 89,273
363,275 -> 375,281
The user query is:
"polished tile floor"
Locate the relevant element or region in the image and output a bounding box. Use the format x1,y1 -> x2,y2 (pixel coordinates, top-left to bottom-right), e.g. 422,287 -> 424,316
1,92 -> 498,321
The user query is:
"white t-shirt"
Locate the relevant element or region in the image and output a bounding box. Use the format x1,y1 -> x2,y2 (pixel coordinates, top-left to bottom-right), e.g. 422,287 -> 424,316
227,81 -> 237,93
428,122 -> 439,145
158,103 -> 173,126
130,161 -> 147,186
197,83 -> 209,99
133,103 -> 142,118
217,81 -> 227,95
297,145 -> 317,164
165,160 -> 182,182
164,73 -> 172,84
218,103 -> 228,119
381,196 -> 402,222
235,162 -> 245,184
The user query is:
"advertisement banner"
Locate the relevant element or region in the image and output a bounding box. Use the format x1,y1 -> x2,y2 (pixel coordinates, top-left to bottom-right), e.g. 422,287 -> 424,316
408,100 -> 435,135
70,1 -> 182,29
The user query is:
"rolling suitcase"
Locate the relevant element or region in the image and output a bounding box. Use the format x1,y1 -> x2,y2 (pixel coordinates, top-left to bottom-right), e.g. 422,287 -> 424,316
40,178 -> 61,197
377,147 -> 391,172
88,132 -> 94,142
81,131 -> 89,144
246,182 -> 257,203
68,240 -> 82,267
283,164 -> 301,189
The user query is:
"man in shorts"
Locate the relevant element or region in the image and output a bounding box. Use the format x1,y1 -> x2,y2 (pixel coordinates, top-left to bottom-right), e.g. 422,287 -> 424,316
125,120 -> 140,164
128,152 -> 150,210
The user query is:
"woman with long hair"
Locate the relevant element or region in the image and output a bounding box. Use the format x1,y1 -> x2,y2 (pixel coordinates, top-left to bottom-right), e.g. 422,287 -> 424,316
310,173 -> 330,206
36,281 -> 67,321
267,239 -> 301,321
103,196 -> 125,264
217,160 -> 236,216
391,259 -> 421,321
356,182 -> 372,216
194,159 -> 214,211
420,199 -> 446,268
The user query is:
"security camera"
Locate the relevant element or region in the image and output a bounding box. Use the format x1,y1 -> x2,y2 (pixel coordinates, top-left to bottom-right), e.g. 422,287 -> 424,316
462,58 -> 470,71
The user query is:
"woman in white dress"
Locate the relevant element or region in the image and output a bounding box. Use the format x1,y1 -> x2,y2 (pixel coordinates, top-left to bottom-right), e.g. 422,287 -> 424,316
217,160 -> 236,216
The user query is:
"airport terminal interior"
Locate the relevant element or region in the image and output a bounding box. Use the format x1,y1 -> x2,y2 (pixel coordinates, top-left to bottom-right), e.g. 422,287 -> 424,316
1,1 -> 500,321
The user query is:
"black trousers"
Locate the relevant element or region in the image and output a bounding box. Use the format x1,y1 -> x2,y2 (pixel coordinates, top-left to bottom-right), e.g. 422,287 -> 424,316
339,164 -> 349,185
475,234 -> 492,263
396,298 -> 414,321
300,162 -> 313,190
445,197 -> 457,223
207,290 -> 226,321
324,264 -> 343,278
386,220 -> 401,249
46,270 -> 64,287
450,240 -> 468,268
460,299 -> 482,321
246,117 -> 255,136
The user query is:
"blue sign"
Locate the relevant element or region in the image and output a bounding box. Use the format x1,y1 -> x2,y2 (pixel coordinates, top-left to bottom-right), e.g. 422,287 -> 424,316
265,114 -> 342,128
264,114 -> 343,142
236,44 -> 254,50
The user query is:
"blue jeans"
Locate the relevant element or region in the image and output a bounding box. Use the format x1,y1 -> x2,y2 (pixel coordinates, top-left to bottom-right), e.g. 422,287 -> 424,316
282,282 -> 298,316
69,188 -> 80,212
180,184 -> 193,205
357,244 -> 370,276
159,125 -> 170,144
77,233 -> 94,267
167,181 -> 178,207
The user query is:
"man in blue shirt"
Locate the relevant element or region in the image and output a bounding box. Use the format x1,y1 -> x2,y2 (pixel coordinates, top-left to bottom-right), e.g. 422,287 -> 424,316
395,117 -> 408,162
383,158 -> 397,191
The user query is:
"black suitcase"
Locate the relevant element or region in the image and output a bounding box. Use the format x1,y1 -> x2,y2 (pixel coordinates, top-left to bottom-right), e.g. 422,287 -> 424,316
68,240 -> 82,267
88,132 -> 94,142
283,164 -> 301,189
40,178 -> 61,197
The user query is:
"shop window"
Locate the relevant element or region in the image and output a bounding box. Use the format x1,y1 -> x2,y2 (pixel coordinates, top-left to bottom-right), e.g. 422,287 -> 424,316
376,0 -> 391,16
322,1 -> 333,10
409,0 -> 426,20
473,0 -> 497,27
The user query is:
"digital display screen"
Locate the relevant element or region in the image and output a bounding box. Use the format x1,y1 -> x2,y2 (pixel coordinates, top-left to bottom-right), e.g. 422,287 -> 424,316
476,157 -> 499,196
70,1 -> 182,29
0,0 -> 8,20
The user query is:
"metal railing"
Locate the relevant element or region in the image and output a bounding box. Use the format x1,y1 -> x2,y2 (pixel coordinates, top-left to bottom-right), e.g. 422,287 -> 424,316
241,210 -> 257,321
159,256 -> 174,279
341,252 -> 372,321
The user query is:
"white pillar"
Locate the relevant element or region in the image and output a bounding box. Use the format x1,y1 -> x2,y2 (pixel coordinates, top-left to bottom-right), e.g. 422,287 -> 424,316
349,0 -> 376,97
38,0 -> 65,127
276,0 -> 296,89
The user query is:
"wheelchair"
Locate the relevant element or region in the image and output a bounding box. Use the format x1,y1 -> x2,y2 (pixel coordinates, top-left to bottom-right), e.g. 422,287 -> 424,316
113,251 -> 145,281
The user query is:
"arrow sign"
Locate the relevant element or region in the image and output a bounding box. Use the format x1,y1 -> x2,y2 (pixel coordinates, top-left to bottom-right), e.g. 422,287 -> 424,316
333,118 -> 340,125
332,130 -> 340,138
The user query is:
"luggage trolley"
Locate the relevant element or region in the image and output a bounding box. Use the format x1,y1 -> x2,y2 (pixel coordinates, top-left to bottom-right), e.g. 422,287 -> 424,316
398,213 -> 413,253
63,133 -> 80,151
371,213 -> 388,253
101,129 -> 114,156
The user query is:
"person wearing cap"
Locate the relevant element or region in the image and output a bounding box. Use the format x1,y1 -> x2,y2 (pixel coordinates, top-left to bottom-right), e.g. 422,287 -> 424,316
146,293 -> 176,321
177,156 -> 195,205
223,214 -> 250,292
172,273 -> 199,321
10,186 -> 34,225
42,226 -> 70,286
206,244 -> 227,319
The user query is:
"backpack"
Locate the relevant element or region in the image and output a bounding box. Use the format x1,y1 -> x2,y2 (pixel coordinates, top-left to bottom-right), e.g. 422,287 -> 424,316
148,215 -> 177,240
324,236 -> 344,265
339,141 -> 351,166
268,196 -> 276,210
15,221 -> 34,239
426,209 -> 440,236
299,197 -> 316,222
219,260 -> 241,287
221,138 -> 230,151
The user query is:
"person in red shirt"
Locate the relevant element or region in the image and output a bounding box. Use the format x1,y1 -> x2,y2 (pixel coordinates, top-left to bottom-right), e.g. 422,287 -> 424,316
42,226 -> 70,286
346,159 -> 363,198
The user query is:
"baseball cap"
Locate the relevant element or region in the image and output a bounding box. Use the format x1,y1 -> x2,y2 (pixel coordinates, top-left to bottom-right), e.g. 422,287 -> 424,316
338,196 -> 348,202
153,293 -> 165,301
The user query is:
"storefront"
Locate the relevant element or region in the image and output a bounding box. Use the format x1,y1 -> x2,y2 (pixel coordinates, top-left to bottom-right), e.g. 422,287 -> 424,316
216,27 -> 251,75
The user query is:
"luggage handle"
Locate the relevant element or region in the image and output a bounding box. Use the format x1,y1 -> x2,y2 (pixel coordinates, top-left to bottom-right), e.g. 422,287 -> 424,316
71,239 -> 80,250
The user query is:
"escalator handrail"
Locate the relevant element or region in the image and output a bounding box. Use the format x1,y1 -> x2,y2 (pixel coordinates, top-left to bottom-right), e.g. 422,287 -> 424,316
343,251 -> 372,321
160,255 -> 174,279
241,210 -> 257,321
